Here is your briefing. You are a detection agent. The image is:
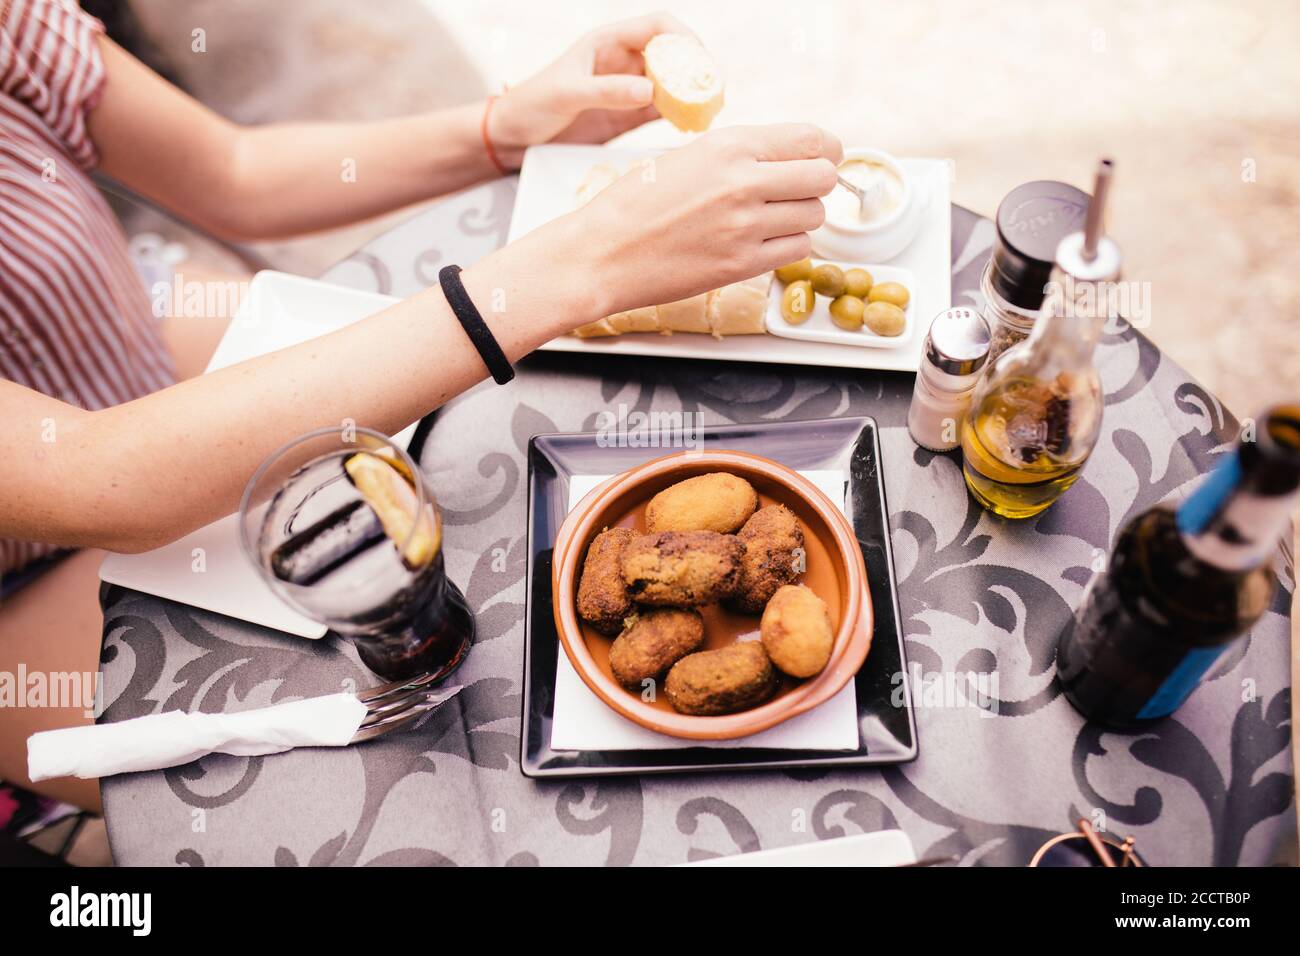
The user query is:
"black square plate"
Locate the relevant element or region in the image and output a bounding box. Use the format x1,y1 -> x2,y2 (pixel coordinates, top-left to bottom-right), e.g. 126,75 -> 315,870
520,416 -> 917,777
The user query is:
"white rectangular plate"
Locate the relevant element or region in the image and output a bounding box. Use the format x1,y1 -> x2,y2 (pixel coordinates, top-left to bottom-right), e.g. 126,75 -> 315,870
508,143 -> 950,372
99,271 -> 415,639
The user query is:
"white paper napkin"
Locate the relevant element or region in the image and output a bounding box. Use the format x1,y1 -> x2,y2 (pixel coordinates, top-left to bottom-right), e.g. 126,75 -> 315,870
27,693 -> 368,781
550,471 -> 860,752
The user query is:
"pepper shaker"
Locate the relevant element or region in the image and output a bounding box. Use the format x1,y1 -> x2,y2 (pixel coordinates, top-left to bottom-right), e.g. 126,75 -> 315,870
908,307 -> 992,452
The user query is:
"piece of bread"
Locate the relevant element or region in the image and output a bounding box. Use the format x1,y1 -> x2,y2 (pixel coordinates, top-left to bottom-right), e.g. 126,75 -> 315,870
573,317 -> 617,338
607,306 -> 660,334
571,277 -> 772,340
657,294 -> 711,334
643,33 -> 724,133
708,273 -> 771,337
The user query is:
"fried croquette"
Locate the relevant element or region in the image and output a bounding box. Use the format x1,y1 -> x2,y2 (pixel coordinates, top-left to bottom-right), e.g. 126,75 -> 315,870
608,608 -> 705,689
620,530 -> 743,606
645,473 -> 759,534
576,527 -> 638,634
664,641 -> 777,715
728,504 -> 805,614
760,584 -> 834,678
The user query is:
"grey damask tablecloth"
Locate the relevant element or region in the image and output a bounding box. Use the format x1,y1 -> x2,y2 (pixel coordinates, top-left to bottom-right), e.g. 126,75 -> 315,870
98,178 -> 1296,866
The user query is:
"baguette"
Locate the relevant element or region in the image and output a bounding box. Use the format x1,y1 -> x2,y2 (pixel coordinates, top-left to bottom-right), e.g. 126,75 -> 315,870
642,33 -> 724,133
573,316 -> 618,338
572,276 -> 771,340
708,273 -> 770,337
607,305 -> 660,334
657,293 -> 711,334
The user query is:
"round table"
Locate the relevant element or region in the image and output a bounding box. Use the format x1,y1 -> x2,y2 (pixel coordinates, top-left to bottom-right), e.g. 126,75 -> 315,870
98,180 -> 1296,866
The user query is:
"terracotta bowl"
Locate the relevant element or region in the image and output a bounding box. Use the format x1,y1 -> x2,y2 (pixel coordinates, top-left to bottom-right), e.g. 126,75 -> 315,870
552,450 -> 872,740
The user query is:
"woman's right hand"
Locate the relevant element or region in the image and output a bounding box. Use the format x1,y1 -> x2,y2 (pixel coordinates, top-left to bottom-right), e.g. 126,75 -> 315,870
570,123 -> 843,317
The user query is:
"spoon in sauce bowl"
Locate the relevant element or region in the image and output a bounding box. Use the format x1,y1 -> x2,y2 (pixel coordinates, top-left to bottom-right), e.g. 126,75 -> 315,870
835,174 -> 868,219
835,174 -> 889,222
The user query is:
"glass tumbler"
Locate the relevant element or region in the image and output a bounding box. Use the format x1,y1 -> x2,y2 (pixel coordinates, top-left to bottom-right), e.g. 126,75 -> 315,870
239,426 -> 474,682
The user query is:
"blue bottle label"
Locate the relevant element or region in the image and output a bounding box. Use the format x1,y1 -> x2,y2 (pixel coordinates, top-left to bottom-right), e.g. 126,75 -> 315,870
1176,451 -> 1241,535
1134,644 -> 1228,720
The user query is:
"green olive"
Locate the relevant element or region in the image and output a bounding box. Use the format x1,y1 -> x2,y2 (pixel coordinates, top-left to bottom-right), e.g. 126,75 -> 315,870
809,264 -> 846,298
829,294 -> 865,331
774,257 -> 813,284
781,280 -> 815,325
867,281 -> 910,309
864,301 -> 907,336
843,268 -> 874,299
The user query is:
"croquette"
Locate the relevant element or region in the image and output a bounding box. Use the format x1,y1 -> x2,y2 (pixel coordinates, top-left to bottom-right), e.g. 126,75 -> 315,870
645,473 -> 759,534
608,608 -> 705,689
728,504 -> 805,614
664,642 -> 777,715
576,527 -> 638,634
620,530 -> 744,606
760,584 -> 834,678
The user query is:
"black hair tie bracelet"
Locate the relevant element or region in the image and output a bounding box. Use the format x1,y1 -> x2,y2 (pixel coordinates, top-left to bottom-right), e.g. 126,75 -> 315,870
438,264 -> 515,385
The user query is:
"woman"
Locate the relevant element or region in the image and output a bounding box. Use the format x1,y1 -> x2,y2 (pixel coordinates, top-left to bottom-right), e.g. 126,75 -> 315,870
0,0 -> 840,814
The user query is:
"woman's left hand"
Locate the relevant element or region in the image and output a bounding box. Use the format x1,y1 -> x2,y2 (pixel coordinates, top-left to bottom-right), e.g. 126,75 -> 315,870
486,12 -> 695,169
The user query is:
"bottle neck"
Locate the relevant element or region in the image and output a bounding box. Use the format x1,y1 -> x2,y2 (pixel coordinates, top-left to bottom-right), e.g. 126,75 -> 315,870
1024,268 -> 1108,365
1177,450 -> 1298,572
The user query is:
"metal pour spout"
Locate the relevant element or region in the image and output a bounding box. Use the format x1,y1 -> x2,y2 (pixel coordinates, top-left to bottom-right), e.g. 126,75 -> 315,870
1082,158 -> 1114,262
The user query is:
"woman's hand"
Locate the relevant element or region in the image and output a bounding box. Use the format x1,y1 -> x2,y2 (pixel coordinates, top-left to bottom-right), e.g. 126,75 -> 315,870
565,124 -> 843,318
487,12 -> 693,169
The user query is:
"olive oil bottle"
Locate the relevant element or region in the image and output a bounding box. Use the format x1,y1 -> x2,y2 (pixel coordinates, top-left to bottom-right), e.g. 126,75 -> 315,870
962,376 -> 1093,518
1057,406 -> 1300,727
962,160 -> 1119,519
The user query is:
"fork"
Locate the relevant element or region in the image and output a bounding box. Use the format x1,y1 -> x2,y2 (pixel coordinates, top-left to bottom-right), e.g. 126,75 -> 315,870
350,673 -> 463,743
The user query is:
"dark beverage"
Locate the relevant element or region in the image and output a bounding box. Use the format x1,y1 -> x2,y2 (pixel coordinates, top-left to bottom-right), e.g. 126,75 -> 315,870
1057,405 -> 1300,727
347,549 -> 475,681
253,438 -> 475,684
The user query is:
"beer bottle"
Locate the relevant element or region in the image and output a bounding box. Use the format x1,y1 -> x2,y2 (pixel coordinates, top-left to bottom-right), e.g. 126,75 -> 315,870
1056,405 -> 1300,727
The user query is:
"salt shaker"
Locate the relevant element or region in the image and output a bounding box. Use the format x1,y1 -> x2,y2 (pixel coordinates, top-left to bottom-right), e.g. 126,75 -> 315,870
908,307 -> 992,452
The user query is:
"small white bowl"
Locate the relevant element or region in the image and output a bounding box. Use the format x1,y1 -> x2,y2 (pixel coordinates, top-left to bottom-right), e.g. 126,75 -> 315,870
813,148 -> 925,264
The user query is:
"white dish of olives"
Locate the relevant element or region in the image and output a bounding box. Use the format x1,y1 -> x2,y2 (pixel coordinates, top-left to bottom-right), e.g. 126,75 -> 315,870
764,258 -> 916,349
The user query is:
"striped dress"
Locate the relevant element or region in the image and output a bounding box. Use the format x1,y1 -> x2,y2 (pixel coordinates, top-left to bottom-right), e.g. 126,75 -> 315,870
0,0 -> 175,574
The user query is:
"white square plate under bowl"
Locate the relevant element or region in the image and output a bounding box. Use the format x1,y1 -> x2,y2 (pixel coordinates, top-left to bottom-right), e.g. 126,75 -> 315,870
508,143 -> 951,373
764,260 -> 916,349
99,271 -> 416,639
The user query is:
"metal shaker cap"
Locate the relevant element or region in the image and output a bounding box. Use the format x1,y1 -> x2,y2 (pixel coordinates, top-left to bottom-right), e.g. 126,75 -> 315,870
924,307 -> 991,375
991,180 -> 1090,310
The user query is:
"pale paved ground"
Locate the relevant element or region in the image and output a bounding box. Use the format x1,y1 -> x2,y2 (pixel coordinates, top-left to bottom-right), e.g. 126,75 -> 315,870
98,0 -> 1297,862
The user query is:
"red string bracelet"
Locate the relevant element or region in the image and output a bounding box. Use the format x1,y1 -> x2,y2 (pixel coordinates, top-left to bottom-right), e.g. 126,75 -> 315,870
481,95 -> 511,176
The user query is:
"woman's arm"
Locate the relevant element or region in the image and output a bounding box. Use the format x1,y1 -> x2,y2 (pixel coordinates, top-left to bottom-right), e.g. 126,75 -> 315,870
1,124 -> 840,553
88,13 -> 687,242
89,38 -> 496,242
0,214 -> 592,552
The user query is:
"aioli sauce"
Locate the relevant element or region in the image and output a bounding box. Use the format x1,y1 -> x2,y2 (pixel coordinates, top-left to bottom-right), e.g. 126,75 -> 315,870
826,159 -> 905,226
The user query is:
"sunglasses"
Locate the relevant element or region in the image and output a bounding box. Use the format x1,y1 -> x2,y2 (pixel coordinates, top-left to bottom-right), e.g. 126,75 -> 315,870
1029,819 -> 1146,867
